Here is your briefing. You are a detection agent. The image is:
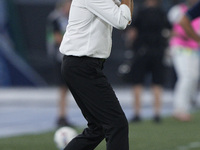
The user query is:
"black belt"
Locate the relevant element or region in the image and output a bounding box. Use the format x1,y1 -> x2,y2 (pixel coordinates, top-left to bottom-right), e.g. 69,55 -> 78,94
65,55 -> 106,62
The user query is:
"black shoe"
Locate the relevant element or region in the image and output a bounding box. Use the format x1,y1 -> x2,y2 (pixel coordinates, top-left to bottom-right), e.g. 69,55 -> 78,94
153,115 -> 161,123
57,117 -> 74,127
130,115 -> 141,123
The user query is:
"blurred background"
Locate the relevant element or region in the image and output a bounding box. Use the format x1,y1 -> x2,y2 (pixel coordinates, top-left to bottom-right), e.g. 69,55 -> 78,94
0,0 -> 200,139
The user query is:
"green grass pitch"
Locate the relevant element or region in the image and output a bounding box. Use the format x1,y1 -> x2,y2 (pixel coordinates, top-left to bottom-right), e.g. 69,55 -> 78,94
0,111 -> 200,150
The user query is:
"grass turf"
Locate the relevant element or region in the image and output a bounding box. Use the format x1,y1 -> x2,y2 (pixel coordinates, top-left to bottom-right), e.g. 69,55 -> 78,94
0,111 -> 200,150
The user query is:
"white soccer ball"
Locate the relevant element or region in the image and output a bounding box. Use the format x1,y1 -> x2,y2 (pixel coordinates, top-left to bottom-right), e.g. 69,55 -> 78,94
54,127 -> 78,150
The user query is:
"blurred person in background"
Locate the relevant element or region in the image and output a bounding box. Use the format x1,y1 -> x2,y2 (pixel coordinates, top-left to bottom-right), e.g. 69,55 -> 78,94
168,0 -> 200,122
46,0 -> 72,127
124,0 -> 171,123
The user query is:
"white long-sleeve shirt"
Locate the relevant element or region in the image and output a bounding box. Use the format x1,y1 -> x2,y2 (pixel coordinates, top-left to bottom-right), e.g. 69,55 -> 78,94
59,0 -> 131,59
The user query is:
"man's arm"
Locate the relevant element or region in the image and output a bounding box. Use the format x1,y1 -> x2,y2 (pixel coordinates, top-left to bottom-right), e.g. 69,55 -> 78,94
179,1 -> 200,43
85,0 -> 133,30
121,0 -> 134,20
179,15 -> 200,43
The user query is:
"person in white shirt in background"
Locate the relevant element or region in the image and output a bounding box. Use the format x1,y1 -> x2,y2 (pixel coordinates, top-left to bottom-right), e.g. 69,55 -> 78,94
60,0 -> 133,149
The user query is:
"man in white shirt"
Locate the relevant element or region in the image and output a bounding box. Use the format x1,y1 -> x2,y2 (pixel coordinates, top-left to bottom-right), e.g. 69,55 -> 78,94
60,0 -> 133,149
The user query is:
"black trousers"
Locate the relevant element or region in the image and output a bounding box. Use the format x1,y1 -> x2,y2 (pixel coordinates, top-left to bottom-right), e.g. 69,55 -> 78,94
61,56 -> 129,150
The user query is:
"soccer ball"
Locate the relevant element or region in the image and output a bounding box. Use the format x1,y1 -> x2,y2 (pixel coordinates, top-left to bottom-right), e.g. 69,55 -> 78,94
54,127 -> 78,150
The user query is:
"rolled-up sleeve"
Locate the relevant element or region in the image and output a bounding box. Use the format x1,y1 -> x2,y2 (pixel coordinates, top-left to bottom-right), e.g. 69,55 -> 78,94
85,0 -> 131,30
120,4 -> 132,25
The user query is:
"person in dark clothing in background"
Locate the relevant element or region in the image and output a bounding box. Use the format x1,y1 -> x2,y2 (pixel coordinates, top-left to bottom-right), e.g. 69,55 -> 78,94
124,0 -> 171,123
